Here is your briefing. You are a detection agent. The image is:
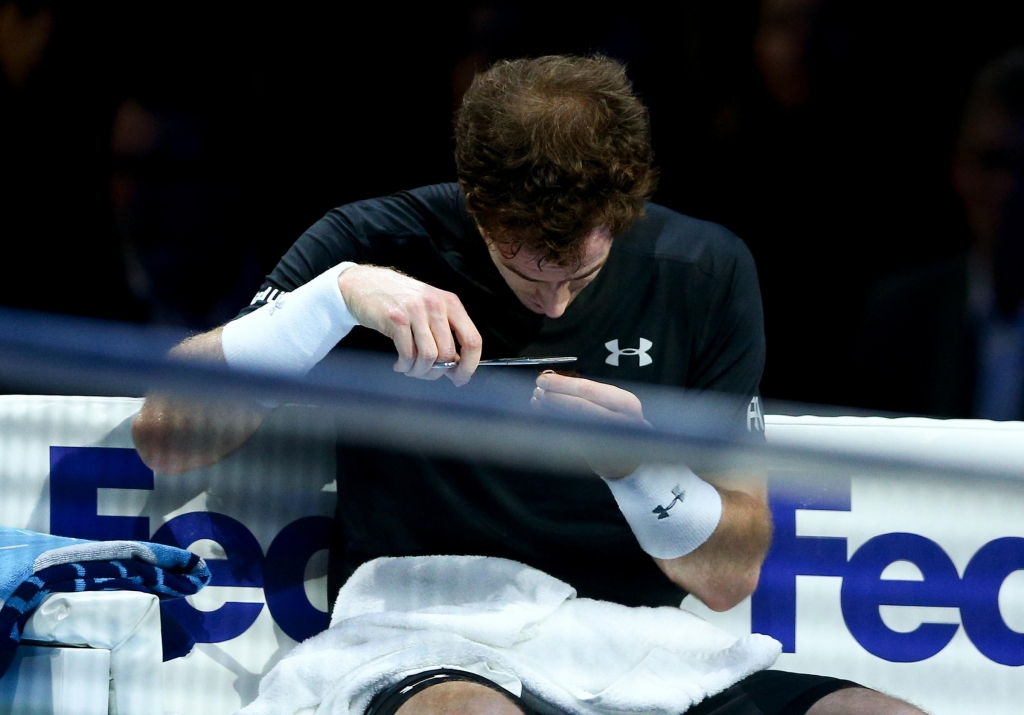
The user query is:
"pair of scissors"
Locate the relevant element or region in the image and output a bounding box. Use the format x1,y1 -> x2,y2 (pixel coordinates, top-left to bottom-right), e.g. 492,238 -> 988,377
431,356 -> 577,369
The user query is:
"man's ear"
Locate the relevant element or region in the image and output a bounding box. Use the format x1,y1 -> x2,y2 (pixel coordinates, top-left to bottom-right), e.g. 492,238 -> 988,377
458,182 -> 478,211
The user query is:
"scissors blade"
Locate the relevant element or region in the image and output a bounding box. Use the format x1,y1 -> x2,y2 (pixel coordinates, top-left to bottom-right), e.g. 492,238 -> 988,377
432,356 -> 577,369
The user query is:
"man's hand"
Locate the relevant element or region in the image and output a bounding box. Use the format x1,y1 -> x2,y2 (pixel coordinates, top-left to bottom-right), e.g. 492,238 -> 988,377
338,265 -> 483,386
530,371 -> 771,611
530,371 -> 646,423
530,371 -> 650,478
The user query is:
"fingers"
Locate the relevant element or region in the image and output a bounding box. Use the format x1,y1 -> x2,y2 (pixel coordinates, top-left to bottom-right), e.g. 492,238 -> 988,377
530,375 -> 649,480
426,298 -> 460,382
403,297 -> 446,378
445,295 -> 482,387
391,318 -> 417,374
404,317 -> 439,378
341,267 -> 481,383
531,387 -> 638,423
391,291 -> 480,384
535,372 -> 644,418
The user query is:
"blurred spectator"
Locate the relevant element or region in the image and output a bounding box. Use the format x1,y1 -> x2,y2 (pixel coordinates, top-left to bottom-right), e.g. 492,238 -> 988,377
691,0 -> 979,410
3,0 -> 1021,389
855,49 -> 1024,419
1,4 -> 464,329
0,0 -> 50,88
754,0 -> 818,110
450,5 -> 523,107
109,97 -> 262,328
0,0 -> 139,321
695,0 -> 877,409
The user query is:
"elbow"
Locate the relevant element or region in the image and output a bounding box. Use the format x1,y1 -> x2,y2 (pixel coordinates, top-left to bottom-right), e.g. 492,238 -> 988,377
697,568 -> 761,612
131,414 -> 169,474
131,407 -> 190,474
699,513 -> 771,611
131,397 -> 266,474
659,555 -> 763,612
663,541 -> 767,612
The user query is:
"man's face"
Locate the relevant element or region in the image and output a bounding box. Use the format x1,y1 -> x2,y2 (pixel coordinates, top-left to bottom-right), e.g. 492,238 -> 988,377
485,227 -> 613,319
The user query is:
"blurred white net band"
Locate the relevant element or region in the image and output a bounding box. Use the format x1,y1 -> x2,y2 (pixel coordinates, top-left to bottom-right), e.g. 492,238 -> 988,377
1,307 -> 1021,482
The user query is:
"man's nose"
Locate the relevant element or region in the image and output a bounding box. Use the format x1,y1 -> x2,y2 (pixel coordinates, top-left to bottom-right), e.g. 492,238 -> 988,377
538,282 -> 572,318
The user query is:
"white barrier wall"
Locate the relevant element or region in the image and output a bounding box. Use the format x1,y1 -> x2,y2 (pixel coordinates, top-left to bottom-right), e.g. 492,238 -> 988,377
689,416 -> 1024,715
0,397 -> 337,715
0,397 -> 1022,715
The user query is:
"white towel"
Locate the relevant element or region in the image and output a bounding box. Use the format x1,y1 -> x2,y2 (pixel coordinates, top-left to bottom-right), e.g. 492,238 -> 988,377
236,556 -> 781,715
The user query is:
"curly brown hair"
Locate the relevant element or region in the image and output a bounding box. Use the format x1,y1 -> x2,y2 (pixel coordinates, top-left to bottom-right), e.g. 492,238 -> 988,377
454,55 -> 658,267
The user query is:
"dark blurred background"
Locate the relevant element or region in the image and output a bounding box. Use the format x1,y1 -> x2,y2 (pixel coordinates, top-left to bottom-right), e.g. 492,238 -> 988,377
3,1 -> 1024,418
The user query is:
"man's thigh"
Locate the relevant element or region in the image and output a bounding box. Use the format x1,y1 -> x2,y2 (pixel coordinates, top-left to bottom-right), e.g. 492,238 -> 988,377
368,669 -> 862,715
368,670 -> 531,715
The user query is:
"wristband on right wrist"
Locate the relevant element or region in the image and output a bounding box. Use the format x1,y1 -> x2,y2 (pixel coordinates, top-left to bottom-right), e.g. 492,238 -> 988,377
602,464 -> 722,559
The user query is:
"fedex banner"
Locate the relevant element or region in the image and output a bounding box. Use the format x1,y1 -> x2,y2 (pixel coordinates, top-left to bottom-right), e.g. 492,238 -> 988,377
0,397 -> 1022,715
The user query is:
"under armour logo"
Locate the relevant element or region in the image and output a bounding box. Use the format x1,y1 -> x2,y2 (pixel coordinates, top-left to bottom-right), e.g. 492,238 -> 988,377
605,338 -> 653,367
747,396 -> 765,432
652,485 -> 685,519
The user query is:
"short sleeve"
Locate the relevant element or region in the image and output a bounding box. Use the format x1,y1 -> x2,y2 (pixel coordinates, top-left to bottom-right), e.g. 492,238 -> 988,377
234,211 -> 370,319
689,240 -> 767,440
233,187 -> 456,320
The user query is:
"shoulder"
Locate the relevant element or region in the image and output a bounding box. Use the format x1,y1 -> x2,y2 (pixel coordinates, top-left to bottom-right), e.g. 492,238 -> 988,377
318,183 -> 465,238
255,184 -> 469,298
616,204 -> 755,281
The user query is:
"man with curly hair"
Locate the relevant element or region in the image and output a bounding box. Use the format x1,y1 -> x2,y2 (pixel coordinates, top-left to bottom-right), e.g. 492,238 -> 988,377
135,56 -> 922,714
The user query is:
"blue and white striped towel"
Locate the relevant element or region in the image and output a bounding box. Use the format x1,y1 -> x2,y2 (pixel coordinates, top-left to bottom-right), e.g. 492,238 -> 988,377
0,527 -> 210,678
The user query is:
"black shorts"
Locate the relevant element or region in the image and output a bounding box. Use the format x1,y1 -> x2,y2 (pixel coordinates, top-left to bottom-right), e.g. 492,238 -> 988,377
685,670 -> 860,715
365,668 -> 860,715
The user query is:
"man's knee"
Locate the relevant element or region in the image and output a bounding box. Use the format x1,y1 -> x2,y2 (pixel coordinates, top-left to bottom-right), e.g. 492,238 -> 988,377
394,681 -> 525,715
807,687 -> 928,715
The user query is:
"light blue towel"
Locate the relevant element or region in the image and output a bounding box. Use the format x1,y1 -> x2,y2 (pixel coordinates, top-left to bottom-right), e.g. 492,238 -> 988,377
0,527 -> 203,606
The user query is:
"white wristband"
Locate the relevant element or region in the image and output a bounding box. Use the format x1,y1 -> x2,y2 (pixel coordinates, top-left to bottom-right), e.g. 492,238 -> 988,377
222,262 -> 360,377
603,464 -> 722,559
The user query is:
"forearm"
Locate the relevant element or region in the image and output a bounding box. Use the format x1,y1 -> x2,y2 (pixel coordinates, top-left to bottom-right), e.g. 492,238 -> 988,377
135,261 -> 364,472
654,477 -> 772,611
602,463 -> 771,612
134,257 -> 488,471
132,328 -> 269,474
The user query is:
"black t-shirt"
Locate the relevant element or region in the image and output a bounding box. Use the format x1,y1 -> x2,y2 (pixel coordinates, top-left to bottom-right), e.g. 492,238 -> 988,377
239,183 -> 766,607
